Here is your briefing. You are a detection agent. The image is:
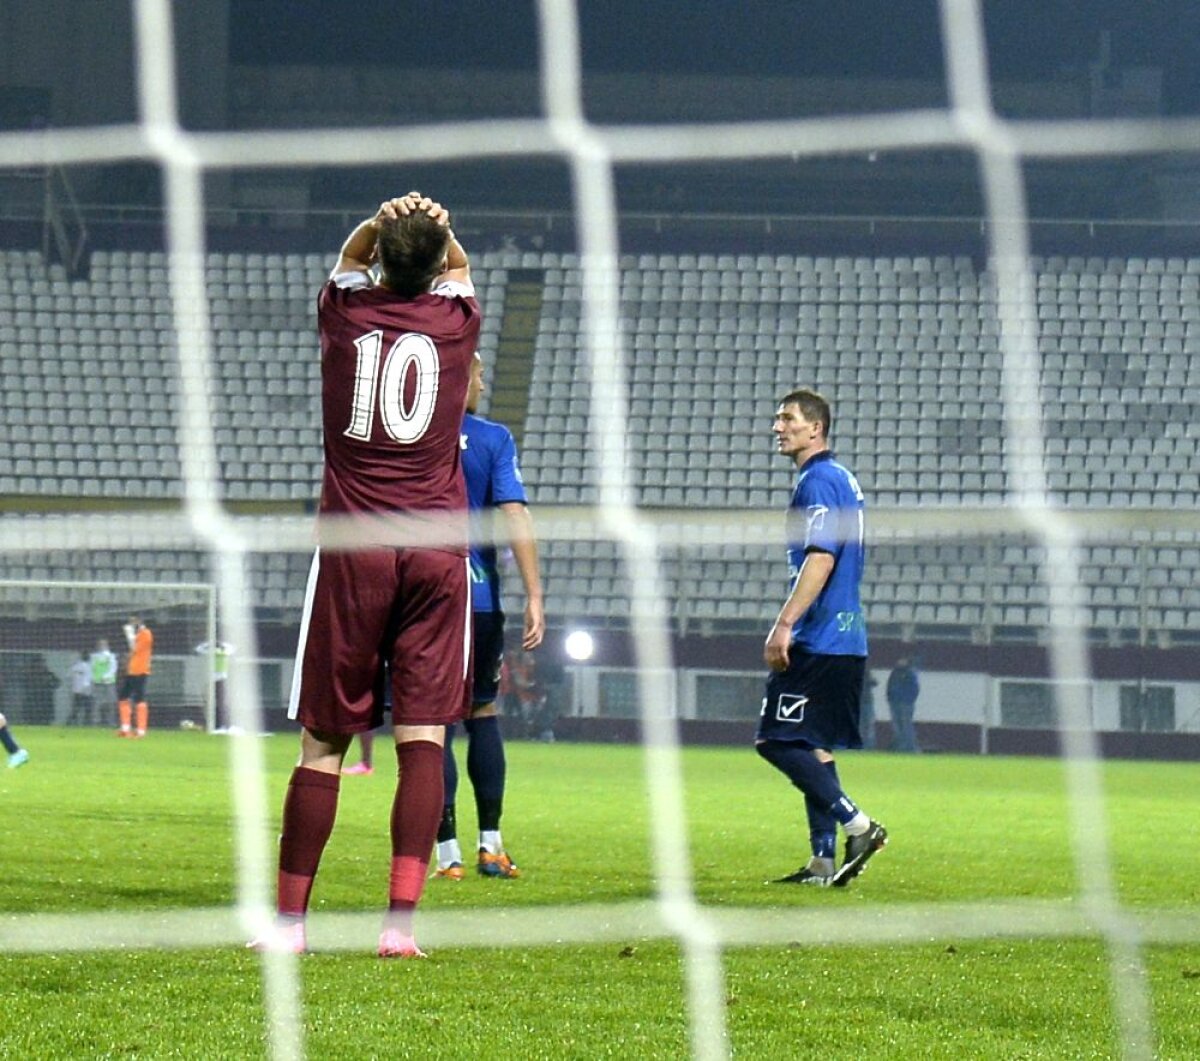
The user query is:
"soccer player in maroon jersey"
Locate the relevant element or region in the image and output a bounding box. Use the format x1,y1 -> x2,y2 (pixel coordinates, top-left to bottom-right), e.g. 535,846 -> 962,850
253,192 -> 479,958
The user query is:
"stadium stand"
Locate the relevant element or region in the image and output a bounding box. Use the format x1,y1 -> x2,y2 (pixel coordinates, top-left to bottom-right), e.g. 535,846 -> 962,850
2,246 -> 1198,643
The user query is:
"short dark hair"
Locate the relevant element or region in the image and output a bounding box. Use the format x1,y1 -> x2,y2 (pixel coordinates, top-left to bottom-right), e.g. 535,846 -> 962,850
376,212 -> 451,297
778,388 -> 831,437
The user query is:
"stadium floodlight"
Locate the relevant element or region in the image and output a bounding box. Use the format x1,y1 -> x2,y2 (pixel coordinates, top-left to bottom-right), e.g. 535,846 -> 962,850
563,629 -> 595,662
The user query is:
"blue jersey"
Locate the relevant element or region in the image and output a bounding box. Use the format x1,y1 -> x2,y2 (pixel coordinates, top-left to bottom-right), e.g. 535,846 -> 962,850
785,450 -> 868,657
462,413 -> 529,612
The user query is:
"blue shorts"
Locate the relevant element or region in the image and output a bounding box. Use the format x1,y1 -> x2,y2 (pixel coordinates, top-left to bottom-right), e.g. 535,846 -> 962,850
755,651 -> 865,750
472,610 -> 505,705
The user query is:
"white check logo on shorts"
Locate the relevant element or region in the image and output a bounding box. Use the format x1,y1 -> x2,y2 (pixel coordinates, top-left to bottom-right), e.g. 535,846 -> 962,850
775,694 -> 808,724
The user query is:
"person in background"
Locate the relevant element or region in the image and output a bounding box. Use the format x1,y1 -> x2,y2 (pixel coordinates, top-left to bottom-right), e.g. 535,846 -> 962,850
67,651 -> 93,725
756,388 -> 887,888
341,726 -> 380,776
886,656 -> 921,753
433,353 -> 545,882
507,649 -> 541,733
21,657 -> 60,726
90,639 -> 119,727
117,615 -> 153,738
195,640 -> 236,732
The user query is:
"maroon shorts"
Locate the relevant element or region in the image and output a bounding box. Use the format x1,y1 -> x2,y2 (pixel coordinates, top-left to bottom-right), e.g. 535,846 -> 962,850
289,547 -> 472,734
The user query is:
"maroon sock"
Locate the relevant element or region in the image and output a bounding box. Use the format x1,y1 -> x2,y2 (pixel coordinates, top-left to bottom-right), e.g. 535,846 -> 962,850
277,766 -> 340,917
388,740 -> 444,910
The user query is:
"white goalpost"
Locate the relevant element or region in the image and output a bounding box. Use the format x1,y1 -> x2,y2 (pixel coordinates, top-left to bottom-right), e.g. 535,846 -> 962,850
3,0 -> 1200,1059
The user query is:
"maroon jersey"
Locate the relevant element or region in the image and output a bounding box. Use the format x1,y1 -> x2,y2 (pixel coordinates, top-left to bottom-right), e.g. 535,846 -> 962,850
317,274 -> 481,548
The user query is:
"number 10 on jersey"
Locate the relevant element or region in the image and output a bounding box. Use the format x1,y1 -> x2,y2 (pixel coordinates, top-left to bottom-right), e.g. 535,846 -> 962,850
345,330 -> 440,445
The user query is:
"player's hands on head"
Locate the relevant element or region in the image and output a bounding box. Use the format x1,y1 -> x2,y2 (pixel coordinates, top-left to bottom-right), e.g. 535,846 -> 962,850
376,192 -> 451,228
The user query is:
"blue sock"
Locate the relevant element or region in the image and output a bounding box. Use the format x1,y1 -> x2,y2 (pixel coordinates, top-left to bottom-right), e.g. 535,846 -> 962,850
802,759 -> 845,857
0,726 -> 16,755
465,714 -> 506,833
805,794 -> 838,859
437,728 -> 459,843
442,726 -> 459,805
757,740 -> 860,828
806,761 -> 843,858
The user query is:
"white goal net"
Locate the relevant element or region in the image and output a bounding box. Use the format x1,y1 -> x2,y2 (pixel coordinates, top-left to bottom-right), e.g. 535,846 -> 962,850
3,1 -> 1200,1059
0,578 -> 214,728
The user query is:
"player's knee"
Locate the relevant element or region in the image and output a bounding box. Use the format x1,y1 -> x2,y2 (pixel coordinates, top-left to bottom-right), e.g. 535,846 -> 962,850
0,711 -> 7,727
394,723 -> 447,748
301,727 -> 353,760
757,737 -> 816,766
464,714 -> 500,739
755,739 -> 780,764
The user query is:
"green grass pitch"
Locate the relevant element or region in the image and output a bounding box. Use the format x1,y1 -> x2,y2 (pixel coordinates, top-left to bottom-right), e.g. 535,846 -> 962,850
1,728 -> 1198,1058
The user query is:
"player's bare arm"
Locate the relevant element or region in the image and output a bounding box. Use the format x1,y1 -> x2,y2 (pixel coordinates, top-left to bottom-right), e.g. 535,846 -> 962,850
764,549 -> 835,671
499,501 -> 545,649
330,205 -> 388,278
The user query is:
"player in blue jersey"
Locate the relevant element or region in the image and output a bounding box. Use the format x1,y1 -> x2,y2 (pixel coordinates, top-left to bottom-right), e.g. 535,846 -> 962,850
756,388 -> 887,887
434,353 -> 545,881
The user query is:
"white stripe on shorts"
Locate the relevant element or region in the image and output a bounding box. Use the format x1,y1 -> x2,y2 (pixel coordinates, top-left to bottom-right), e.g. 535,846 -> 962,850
287,549 -> 322,720
462,556 -> 472,681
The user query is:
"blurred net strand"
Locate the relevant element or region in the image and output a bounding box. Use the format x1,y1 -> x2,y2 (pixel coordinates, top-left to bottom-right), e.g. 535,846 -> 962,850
1,508 -> 1199,559
4,899 -> 1199,954
942,3 -> 1152,1060
2,507 -> 1200,577
130,2 -> 303,1060
537,2 -> 730,1058
0,0 -> 1190,1056
9,111 -> 1200,169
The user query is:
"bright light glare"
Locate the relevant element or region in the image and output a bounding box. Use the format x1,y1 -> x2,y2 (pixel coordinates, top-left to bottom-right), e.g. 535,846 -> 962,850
564,629 -> 594,661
